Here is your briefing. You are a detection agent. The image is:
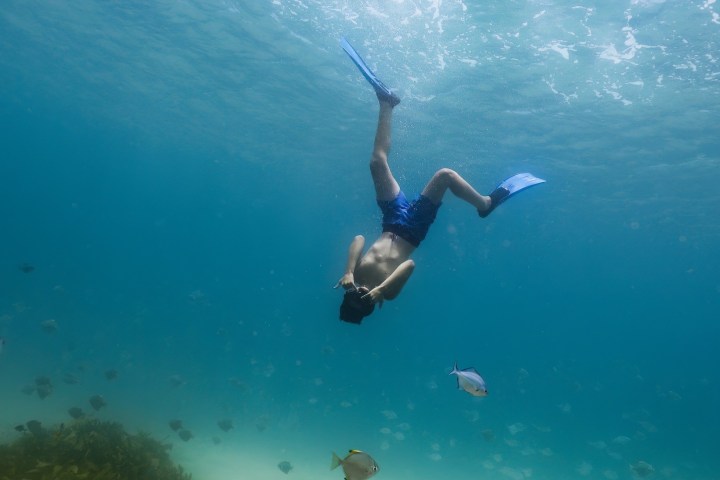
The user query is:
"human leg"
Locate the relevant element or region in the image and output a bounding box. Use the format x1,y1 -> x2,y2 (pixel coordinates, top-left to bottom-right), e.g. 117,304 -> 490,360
421,168 -> 492,212
369,100 -> 401,202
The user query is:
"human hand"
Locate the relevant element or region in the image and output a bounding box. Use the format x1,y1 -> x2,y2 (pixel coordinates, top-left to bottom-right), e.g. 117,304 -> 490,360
334,273 -> 356,290
361,287 -> 384,304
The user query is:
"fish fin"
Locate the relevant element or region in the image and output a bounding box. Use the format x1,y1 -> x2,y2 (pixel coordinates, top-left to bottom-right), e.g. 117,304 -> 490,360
330,452 -> 342,470
449,362 -> 459,375
348,449 -> 363,454
463,367 -> 481,374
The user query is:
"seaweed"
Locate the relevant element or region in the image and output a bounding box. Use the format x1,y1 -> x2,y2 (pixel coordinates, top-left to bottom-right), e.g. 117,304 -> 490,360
0,418 -> 191,480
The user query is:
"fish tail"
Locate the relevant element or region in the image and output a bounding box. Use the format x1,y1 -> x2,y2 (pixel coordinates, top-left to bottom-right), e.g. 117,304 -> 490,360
330,452 -> 342,470
449,361 -> 459,375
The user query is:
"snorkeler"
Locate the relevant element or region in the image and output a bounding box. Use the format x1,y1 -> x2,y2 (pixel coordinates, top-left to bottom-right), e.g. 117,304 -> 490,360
336,38 -> 545,324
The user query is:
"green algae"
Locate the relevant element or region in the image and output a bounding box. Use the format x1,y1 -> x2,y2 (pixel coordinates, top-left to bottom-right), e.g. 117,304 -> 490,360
0,418 -> 191,480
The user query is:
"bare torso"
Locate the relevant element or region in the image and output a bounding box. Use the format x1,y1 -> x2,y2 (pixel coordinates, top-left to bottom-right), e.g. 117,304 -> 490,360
354,232 -> 416,292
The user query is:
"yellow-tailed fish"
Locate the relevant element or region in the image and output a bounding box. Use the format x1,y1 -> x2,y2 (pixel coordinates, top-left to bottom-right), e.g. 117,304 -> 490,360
330,449 -> 379,480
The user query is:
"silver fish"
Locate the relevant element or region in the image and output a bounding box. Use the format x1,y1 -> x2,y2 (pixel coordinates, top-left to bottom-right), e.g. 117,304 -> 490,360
450,362 -> 488,397
331,450 -> 379,480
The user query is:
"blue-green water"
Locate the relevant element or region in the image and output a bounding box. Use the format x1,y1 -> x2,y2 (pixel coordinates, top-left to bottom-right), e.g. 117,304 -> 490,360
1,1 -> 718,479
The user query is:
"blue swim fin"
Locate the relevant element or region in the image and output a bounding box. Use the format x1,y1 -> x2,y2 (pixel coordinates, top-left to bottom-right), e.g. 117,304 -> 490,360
478,173 -> 546,218
340,37 -> 400,106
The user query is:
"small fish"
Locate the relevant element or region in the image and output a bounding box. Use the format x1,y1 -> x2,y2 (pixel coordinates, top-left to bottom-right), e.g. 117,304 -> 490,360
63,372 -> 81,385
89,394 -> 107,411
68,407 -> 84,419
278,460 -> 293,474
0,337 -> 5,355
36,383 -> 53,399
26,420 -> 43,436
168,419 -> 183,431
178,429 -> 193,442
630,460 -> 655,478
104,369 -> 118,381
481,429 -> 495,442
40,319 -> 58,333
228,377 -> 248,390
217,419 -> 234,432
188,290 -> 205,301
19,263 -> 35,273
449,362 -> 488,397
331,450 -> 379,480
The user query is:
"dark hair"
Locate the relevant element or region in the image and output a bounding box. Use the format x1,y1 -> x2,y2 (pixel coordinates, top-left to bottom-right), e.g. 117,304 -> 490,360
339,288 -> 375,324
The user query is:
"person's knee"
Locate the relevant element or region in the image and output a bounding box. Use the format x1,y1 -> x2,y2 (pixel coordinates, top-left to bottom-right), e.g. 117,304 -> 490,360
370,152 -> 388,172
434,168 -> 457,185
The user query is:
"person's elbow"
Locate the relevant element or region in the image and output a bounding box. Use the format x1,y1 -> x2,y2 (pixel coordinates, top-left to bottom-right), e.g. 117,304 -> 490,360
405,259 -> 415,271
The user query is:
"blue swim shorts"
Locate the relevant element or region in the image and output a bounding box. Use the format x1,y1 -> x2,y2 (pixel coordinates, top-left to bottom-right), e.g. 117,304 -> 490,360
378,191 -> 441,247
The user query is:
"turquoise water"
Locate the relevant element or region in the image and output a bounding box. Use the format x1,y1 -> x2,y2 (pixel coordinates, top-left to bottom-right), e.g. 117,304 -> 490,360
1,1 -> 719,479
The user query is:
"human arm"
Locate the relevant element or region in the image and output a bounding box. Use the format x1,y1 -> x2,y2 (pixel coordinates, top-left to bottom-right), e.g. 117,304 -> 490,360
362,259 -> 415,303
335,235 -> 365,290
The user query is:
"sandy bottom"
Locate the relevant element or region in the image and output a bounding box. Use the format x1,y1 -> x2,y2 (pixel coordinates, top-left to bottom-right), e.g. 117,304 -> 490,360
1,390 -> 714,480
175,443 -> 321,480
